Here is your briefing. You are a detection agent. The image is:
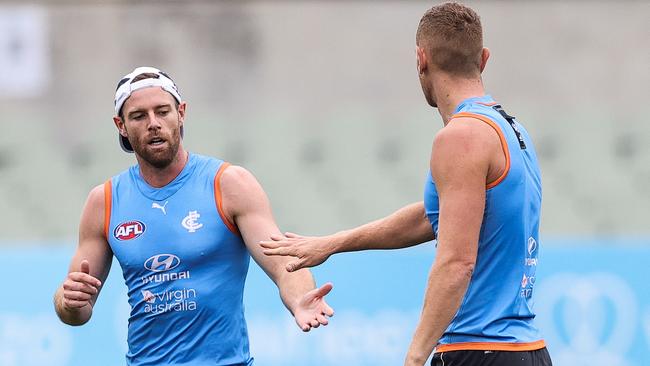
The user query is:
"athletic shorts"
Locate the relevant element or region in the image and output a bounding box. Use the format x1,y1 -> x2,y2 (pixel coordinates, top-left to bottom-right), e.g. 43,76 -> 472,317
431,347 -> 552,366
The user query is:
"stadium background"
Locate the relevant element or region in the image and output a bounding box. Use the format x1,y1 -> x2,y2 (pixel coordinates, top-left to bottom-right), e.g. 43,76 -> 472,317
0,1 -> 648,365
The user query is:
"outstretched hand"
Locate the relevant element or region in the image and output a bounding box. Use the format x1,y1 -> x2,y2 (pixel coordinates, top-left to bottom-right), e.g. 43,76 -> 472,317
260,232 -> 335,272
293,282 -> 335,332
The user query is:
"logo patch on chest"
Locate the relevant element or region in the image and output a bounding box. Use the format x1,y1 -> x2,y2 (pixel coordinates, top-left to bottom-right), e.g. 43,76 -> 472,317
114,221 -> 146,241
151,201 -> 168,215
182,211 -> 203,233
144,254 -> 181,272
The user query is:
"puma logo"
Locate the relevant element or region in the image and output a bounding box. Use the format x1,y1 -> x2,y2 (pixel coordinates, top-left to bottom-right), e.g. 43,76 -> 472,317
152,201 -> 168,215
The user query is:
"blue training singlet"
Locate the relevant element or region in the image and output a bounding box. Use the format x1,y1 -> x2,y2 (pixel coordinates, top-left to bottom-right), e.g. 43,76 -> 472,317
104,153 -> 254,366
424,95 -> 545,352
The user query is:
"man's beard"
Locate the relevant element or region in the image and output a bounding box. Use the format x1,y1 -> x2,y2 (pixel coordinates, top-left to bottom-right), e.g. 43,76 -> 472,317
130,128 -> 181,169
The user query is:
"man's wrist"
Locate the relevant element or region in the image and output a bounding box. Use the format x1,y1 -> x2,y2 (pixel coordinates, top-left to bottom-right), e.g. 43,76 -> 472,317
54,292 -> 93,325
405,353 -> 427,366
405,339 -> 432,366
330,230 -> 350,254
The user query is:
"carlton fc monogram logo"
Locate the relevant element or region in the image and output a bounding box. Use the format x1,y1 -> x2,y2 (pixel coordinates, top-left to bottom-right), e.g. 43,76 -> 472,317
182,211 -> 203,233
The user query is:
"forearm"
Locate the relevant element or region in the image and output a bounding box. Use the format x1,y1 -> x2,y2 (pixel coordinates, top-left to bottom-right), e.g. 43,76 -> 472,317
407,261 -> 473,363
53,286 -> 93,326
332,201 -> 434,253
275,269 -> 316,314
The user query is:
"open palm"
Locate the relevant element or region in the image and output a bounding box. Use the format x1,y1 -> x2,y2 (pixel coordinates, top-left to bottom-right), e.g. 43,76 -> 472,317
293,282 -> 334,332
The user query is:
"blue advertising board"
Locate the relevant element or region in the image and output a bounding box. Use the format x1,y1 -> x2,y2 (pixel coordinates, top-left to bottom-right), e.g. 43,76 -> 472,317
0,240 -> 648,366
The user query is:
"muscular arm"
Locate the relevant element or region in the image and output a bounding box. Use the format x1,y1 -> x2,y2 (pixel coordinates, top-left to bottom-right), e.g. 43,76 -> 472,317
261,202 -> 434,271
405,118 -> 499,365
54,185 -> 113,326
331,201 -> 434,252
220,166 -> 333,331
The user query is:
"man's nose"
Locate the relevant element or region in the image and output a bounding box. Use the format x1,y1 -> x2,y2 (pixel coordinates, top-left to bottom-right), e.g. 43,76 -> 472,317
147,111 -> 162,129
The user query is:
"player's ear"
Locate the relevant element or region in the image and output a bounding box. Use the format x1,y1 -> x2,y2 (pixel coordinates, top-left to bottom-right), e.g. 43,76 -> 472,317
479,47 -> 490,73
113,116 -> 127,137
177,102 -> 187,125
416,46 -> 428,75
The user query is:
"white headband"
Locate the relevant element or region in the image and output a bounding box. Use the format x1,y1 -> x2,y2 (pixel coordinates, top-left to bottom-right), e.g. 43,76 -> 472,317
114,66 -> 181,115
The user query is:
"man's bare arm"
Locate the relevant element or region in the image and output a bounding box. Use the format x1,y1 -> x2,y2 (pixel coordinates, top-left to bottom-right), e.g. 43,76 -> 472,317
54,184 -> 113,326
405,118 -> 498,365
261,201 -> 435,272
219,166 -> 334,331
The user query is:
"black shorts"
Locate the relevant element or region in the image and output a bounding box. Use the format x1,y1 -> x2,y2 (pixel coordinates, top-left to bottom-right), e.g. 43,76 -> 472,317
431,347 -> 552,366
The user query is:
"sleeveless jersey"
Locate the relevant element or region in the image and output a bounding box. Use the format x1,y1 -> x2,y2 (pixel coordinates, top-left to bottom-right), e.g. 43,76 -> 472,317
105,153 -> 254,366
424,95 -> 545,352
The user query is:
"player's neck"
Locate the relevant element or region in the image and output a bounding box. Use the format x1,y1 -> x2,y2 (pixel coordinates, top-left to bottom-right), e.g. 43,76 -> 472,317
137,148 -> 189,188
434,75 -> 486,125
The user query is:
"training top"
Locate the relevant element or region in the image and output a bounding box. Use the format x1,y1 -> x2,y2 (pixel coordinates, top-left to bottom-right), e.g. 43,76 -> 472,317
105,153 -> 254,366
424,95 -> 545,352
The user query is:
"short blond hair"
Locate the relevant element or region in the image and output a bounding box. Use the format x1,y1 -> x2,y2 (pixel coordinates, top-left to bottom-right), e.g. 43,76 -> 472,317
416,2 -> 483,77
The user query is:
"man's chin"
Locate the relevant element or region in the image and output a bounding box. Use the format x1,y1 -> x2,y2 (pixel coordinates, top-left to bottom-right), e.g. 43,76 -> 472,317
147,156 -> 175,169
135,146 -> 177,169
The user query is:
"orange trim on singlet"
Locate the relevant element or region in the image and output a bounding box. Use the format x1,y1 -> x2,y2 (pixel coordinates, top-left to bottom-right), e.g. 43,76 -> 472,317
436,340 -> 546,353
214,163 -> 240,235
103,180 -> 112,240
476,101 -> 498,106
450,111 -> 510,189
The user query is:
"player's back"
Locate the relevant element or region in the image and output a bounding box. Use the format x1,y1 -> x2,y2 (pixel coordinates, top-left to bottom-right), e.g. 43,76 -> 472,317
424,95 -> 545,352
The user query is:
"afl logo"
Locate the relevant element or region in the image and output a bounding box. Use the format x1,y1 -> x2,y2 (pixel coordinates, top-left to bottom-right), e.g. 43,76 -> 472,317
144,254 -> 180,272
114,221 -> 146,241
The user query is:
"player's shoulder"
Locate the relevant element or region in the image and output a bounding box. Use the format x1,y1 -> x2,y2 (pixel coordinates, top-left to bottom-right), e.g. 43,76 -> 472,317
82,183 -> 107,216
197,152 -> 263,197
220,165 -> 257,187
432,118 -> 501,169
218,165 -> 267,216
435,118 -> 486,145
435,115 -> 501,150
88,183 -> 106,201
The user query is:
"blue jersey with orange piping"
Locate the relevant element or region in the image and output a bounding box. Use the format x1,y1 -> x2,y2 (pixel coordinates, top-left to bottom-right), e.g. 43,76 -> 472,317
104,153 -> 254,366
424,95 -> 545,352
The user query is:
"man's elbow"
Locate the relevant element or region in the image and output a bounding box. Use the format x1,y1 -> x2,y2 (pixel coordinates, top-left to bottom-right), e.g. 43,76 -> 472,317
454,260 -> 475,280
439,258 -> 475,282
